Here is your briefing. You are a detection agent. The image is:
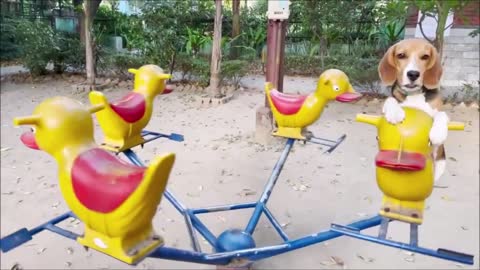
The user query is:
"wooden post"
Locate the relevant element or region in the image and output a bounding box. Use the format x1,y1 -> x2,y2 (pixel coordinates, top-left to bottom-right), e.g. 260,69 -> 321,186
255,1 -> 290,144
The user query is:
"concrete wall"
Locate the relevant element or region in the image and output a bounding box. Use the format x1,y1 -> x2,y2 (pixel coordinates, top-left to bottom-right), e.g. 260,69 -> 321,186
405,28 -> 479,98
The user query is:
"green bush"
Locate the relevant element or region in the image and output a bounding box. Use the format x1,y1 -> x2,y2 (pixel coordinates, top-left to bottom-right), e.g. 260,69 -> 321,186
285,54 -> 379,84
52,32 -> 85,73
109,53 -> 146,77
15,19 -> 56,76
191,57 -> 210,87
221,59 -> 249,88
13,19 -> 84,75
0,18 -> 21,61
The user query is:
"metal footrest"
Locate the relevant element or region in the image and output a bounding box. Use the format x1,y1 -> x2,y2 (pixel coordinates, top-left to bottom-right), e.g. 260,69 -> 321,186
305,134 -> 346,154
141,130 -> 184,145
330,223 -> 474,265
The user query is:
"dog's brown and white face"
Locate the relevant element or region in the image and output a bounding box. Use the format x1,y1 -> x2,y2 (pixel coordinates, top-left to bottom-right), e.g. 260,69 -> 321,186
378,38 -> 443,93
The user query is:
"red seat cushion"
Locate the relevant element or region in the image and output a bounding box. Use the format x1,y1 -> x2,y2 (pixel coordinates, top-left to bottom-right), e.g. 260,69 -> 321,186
270,89 -> 307,115
71,148 -> 146,213
375,150 -> 426,171
110,92 -> 146,123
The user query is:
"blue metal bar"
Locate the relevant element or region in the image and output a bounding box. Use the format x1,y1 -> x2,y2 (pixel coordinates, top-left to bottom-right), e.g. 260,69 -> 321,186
187,211 -> 217,248
150,215 -> 383,264
191,202 -> 257,214
245,138 -> 295,234
149,246 -> 230,265
123,149 -> 216,247
44,224 -> 80,240
30,212 -> 75,235
410,223 -> 418,246
262,206 -> 289,242
123,149 -> 187,214
330,224 -> 474,265
141,130 -> 184,143
184,212 -> 201,252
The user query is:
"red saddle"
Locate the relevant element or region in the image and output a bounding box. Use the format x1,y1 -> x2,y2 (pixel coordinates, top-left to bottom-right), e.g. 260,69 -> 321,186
270,89 -> 307,115
71,148 -> 146,213
375,150 -> 426,171
110,92 -> 146,123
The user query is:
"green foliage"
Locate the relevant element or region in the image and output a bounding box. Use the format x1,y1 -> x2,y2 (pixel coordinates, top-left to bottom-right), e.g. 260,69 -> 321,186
185,27 -> 212,57
15,19 -> 56,75
0,18 -> 22,61
369,20 -> 405,51
221,59 -> 248,88
95,5 -> 145,50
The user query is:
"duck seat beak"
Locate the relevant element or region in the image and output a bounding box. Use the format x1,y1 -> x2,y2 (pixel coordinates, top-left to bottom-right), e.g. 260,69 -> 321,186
162,84 -> 174,95
20,131 -> 40,150
335,92 -> 362,102
375,150 -> 425,171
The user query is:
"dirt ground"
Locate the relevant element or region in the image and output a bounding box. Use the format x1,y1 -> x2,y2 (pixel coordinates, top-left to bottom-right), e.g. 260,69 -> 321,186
0,77 -> 478,270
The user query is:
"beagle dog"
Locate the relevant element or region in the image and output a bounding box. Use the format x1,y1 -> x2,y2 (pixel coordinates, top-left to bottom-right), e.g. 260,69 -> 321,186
379,38 -> 448,182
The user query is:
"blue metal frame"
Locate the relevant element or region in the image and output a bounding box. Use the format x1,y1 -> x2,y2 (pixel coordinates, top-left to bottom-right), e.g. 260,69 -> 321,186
0,131 -> 474,266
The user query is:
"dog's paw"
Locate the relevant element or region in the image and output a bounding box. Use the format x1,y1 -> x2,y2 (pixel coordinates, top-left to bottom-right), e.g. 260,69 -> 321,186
383,98 -> 405,124
429,112 -> 449,145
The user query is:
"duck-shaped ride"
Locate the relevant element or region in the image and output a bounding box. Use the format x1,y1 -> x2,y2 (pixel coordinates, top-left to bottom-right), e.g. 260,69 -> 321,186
265,69 -> 362,139
14,96 -> 175,264
356,107 -> 464,224
89,65 -> 172,152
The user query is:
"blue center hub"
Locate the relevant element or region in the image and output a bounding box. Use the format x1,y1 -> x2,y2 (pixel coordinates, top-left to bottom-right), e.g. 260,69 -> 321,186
215,229 -> 256,252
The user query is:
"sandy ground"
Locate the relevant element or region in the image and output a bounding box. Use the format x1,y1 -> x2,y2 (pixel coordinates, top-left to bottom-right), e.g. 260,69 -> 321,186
0,77 -> 478,270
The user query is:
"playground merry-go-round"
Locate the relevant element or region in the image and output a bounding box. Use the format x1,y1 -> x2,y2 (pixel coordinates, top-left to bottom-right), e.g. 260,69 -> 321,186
0,64 -> 475,269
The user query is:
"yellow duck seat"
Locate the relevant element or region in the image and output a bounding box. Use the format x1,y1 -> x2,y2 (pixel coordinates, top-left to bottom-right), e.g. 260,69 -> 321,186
357,107 -> 464,225
15,96 -> 175,264
89,64 -> 172,152
266,69 -> 362,140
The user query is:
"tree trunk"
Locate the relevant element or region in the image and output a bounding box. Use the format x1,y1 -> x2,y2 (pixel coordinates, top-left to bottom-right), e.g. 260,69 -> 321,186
209,0 -> 223,98
83,0 -> 101,88
231,0 -> 240,59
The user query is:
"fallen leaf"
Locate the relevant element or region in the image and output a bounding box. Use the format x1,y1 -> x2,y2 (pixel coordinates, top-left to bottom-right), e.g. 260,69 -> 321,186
2,191 -> 14,195
455,263 -> 465,268
23,191 -> 33,195
448,157 -> 457,162
356,212 -> 367,217
330,256 -> 344,266
217,216 -> 226,223
356,253 -> 375,263
65,262 -> 72,267
198,185 -> 203,191
51,202 -> 60,208
404,257 -> 415,263
461,226 -> 468,231
66,247 -> 74,255
11,263 -> 22,270
363,196 -> 372,203
1,147 -> 12,152
292,186 -> 299,191
434,184 -> 449,188
166,218 -> 175,223
280,222 -> 290,228
299,184 -> 308,192
237,188 -> 256,196
37,247 -> 46,254
441,196 -> 452,201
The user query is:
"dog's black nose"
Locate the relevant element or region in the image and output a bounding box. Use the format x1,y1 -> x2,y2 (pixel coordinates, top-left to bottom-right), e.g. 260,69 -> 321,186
407,70 -> 420,81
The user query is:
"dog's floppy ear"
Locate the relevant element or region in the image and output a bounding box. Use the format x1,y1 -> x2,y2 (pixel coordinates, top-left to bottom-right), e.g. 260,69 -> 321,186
378,44 -> 397,86
424,45 -> 443,89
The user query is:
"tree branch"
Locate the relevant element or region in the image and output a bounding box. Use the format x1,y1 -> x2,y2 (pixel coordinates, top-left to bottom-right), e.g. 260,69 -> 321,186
418,13 -> 435,44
